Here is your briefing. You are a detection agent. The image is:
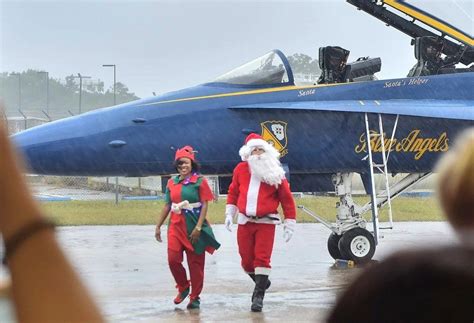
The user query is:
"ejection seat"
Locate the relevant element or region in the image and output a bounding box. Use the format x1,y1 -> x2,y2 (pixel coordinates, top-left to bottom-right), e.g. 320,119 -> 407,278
317,46 -> 381,84
317,46 -> 350,84
407,36 -> 445,77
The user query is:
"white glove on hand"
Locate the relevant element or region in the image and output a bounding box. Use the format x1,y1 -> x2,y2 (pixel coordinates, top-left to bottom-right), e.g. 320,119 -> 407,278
283,219 -> 296,242
225,204 -> 238,232
225,214 -> 233,232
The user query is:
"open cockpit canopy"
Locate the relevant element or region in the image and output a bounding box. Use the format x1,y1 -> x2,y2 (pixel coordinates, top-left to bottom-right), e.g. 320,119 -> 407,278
211,50 -> 294,87
383,0 -> 473,47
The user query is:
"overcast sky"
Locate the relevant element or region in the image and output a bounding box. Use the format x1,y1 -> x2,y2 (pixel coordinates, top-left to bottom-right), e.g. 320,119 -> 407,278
1,0 -> 472,99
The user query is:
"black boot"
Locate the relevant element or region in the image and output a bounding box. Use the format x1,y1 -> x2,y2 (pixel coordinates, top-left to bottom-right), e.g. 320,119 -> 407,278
248,273 -> 271,303
251,274 -> 269,312
248,274 -> 271,290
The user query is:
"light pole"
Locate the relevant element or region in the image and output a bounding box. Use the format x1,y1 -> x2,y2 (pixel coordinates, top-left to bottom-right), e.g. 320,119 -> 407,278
37,71 -> 49,114
73,73 -> 91,114
10,72 -> 21,110
102,64 -> 118,204
102,64 -> 116,106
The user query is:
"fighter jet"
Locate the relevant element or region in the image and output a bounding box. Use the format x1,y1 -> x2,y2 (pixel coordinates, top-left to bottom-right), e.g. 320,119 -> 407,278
13,0 -> 474,263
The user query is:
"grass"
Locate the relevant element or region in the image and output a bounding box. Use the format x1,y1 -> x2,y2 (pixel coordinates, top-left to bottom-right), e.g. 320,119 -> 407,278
39,196 -> 446,226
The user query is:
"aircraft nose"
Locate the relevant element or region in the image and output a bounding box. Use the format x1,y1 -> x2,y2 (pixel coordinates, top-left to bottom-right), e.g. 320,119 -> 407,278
12,114 -> 117,175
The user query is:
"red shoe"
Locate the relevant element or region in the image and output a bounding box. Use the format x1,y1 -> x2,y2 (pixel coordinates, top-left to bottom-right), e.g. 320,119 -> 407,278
174,286 -> 190,304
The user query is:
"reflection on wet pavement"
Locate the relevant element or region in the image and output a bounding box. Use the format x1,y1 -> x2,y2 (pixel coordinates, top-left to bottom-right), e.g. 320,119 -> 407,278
0,222 -> 456,322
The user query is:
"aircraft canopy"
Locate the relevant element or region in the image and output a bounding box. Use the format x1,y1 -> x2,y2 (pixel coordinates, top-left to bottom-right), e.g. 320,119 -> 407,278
212,50 -> 294,86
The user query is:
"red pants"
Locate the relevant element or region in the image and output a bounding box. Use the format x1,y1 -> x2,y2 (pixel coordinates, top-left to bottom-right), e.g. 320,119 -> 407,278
237,222 -> 275,275
168,242 -> 205,299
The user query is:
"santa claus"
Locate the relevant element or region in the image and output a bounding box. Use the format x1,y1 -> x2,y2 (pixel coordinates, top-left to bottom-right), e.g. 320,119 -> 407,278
225,133 -> 296,312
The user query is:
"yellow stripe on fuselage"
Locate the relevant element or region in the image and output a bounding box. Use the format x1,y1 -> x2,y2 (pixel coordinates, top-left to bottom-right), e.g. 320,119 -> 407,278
137,83 -> 340,107
384,0 -> 473,46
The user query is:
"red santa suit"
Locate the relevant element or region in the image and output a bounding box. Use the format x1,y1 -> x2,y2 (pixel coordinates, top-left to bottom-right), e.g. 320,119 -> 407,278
226,134 -> 296,276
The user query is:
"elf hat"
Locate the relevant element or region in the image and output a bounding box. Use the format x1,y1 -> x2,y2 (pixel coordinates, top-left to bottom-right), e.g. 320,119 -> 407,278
175,145 -> 195,161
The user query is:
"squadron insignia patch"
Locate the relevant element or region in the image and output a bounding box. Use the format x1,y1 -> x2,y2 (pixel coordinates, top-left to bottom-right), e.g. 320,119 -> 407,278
260,120 -> 288,157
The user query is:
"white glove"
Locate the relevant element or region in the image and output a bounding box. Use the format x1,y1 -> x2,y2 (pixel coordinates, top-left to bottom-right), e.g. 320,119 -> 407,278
283,219 -> 296,242
225,204 -> 238,232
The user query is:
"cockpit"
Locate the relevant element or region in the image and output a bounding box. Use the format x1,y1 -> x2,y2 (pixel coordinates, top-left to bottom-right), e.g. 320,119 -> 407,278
211,50 -> 295,87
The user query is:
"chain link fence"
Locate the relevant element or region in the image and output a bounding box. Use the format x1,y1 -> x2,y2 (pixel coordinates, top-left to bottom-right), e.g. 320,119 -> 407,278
28,175 -> 220,203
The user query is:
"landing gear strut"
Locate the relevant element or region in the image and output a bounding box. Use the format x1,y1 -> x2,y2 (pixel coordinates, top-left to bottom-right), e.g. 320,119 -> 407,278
332,172 -> 375,264
300,173 -> 375,264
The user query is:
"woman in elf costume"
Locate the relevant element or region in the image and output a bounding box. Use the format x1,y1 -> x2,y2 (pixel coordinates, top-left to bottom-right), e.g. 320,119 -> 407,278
155,146 -> 220,310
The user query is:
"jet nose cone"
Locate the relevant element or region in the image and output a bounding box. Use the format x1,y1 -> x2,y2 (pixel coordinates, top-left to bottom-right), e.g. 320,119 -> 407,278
12,114 -> 115,175
13,118 -> 78,174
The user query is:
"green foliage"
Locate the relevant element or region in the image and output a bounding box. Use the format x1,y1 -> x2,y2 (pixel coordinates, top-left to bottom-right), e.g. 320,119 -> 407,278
287,53 -> 320,75
0,70 -> 140,116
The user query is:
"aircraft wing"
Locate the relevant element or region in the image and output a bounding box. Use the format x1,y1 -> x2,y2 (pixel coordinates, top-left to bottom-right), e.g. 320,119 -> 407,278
231,100 -> 474,121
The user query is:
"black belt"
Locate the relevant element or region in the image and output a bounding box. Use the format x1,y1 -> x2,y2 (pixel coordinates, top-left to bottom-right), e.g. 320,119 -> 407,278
245,214 -> 280,221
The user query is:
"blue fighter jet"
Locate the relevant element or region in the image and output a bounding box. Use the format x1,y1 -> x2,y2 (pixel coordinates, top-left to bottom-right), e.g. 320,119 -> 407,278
12,0 -> 474,263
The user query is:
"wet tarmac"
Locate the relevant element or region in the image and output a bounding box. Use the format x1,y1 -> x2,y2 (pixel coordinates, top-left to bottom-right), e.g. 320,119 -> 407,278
0,222 -> 457,322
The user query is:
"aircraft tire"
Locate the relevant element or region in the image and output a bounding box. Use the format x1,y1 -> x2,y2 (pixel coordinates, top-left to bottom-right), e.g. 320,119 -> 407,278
327,233 -> 342,260
338,227 -> 375,264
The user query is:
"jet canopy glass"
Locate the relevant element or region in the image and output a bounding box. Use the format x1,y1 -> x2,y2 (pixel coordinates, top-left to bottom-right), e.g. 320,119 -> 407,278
395,1 -> 472,41
212,50 -> 294,86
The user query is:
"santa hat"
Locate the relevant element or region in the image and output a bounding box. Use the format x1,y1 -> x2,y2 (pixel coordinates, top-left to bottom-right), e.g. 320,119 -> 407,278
239,133 -> 280,161
175,145 -> 195,161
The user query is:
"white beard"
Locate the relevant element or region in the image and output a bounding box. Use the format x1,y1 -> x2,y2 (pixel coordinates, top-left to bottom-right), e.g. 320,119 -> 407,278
247,152 -> 285,187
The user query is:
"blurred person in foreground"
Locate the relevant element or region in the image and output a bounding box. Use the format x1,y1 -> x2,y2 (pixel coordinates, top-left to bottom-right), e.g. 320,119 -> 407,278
224,133 -> 296,312
436,128 -> 474,245
155,146 -> 220,310
326,246 -> 474,323
0,107 -> 103,322
326,128 -> 474,323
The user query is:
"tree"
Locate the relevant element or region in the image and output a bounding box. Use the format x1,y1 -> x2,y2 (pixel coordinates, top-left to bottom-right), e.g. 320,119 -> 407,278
0,70 -> 139,117
96,80 -> 105,93
65,74 -> 78,91
287,53 -> 320,75
115,82 -> 129,96
85,80 -> 104,94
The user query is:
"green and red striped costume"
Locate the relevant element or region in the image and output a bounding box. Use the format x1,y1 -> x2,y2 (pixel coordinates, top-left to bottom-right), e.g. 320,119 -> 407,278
165,173 -> 220,254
